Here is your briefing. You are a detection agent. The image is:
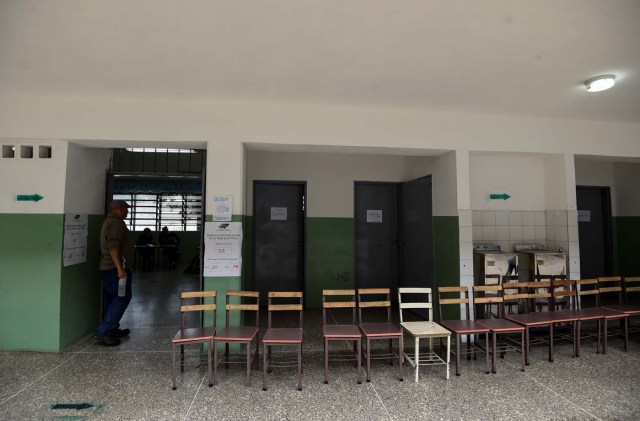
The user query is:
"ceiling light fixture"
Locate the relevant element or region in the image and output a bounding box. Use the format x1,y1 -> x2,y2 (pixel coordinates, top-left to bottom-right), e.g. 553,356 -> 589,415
584,74 -> 616,92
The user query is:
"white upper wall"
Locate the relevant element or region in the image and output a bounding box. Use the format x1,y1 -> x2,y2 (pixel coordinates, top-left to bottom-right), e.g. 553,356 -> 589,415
64,144 -> 110,215
574,159 -> 640,216
0,96 -> 639,158
246,151 -> 412,218
0,140 -> 68,214
470,153 -> 547,211
613,163 -> 640,216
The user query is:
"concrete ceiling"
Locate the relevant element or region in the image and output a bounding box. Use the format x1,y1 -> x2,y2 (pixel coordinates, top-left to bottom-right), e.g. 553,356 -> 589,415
1,0 -> 639,123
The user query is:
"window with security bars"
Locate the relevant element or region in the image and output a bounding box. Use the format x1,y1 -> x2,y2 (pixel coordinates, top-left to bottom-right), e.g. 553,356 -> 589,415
112,193 -> 202,231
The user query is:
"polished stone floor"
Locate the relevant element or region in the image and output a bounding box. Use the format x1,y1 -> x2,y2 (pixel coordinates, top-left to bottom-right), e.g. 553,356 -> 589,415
1,270 -> 639,420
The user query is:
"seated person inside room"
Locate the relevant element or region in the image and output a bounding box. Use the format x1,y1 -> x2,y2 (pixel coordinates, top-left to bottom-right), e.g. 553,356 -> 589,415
136,228 -> 155,270
159,226 -> 181,269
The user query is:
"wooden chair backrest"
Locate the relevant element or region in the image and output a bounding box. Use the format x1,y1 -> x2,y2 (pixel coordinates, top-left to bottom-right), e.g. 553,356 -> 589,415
180,290 -> 217,330
576,279 -> 600,309
267,291 -> 303,328
598,276 -> 623,305
623,277 -> 640,304
358,288 -> 392,324
398,287 -> 433,323
322,289 -> 357,325
225,290 -> 259,328
437,286 -> 470,322
552,279 -> 577,309
472,285 -> 503,319
502,282 -> 530,313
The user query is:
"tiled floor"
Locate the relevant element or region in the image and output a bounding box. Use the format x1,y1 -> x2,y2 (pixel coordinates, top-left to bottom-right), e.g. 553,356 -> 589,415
1,271 -> 639,420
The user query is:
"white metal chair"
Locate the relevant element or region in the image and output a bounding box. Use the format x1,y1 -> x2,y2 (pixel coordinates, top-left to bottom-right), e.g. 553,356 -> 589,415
398,287 -> 451,382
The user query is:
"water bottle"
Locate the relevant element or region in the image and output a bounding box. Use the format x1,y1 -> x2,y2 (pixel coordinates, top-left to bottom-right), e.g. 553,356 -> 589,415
118,276 -> 127,297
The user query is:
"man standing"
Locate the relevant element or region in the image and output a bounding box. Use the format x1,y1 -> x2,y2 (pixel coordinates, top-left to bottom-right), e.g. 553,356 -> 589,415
93,200 -> 134,346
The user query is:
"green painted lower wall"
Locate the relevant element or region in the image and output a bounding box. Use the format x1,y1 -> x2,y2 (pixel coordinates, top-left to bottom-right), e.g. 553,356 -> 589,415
0,214 -> 63,351
59,214 -> 103,349
613,217 -> 640,277
433,216 -> 460,321
306,218 -> 355,308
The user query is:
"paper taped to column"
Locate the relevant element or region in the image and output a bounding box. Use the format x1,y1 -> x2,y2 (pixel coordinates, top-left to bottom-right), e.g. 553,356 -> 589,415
203,221 -> 243,277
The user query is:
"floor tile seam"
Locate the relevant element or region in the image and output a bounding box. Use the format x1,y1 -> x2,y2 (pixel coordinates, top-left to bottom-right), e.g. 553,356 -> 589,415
502,360 -> 603,421
606,347 -> 640,361
0,341 -> 94,408
368,382 -> 394,421
184,374 -> 207,421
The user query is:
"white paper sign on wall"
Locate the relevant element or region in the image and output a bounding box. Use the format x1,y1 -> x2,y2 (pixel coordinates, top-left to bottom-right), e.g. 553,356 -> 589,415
213,195 -> 232,221
63,213 -> 88,266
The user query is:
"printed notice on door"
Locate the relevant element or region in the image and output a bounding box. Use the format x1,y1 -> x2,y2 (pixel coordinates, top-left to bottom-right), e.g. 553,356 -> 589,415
63,213 -> 88,266
271,207 -> 287,221
203,222 -> 243,277
366,210 -> 383,223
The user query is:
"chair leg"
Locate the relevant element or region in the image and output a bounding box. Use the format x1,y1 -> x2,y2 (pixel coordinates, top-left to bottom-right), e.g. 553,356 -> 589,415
357,338 -> 362,384
603,320 -> 608,355
596,319 -> 601,354
366,338 -> 371,382
549,324 -> 554,362
455,335 -> 461,376
491,332 -> 497,374
576,320 -> 582,357
180,344 -> 185,373
388,339 -> 393,365
398,335 -> 404,381
213,340 -> 218,386
624,317 -> 629,352
525,327 -> 530,366
484,332 -> 490,374
172,343 -> 177,390
207,340 -> 213,387
324,337 -> 329,384
268,345 -> 272,373
225,342 -> 229,369
262,342 -> 268,391
297,343 -> 303,391
520,330 -> 525,372
414,337 -> 419,383
446,335 -> 450,380
246,341 -> 251,387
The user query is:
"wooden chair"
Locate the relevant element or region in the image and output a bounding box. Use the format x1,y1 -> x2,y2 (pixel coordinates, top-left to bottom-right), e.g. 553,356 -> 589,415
583,277 -> 629,353
472,285 -> 525,374
502,280 -> 530,315
357,288 -> 404,382
213,290 -> 260,386
398,287 -> 451,382
501,275 -> 526,315
605,277 -> 640,332
171,290 -> 217,390
322,289 -> 362,384
261,291 -> 304,391
532,275 -> 562,311
437,286 -> 490,376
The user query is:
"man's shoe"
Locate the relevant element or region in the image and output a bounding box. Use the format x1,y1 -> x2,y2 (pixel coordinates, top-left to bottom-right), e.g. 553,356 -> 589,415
108,328 -> 131,338
94,335 -> 120,346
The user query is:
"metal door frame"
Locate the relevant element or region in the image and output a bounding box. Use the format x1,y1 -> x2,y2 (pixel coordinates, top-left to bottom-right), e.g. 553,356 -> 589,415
353,181 -> 402,290
577,185 -> 614,276
251,180 -> 307,297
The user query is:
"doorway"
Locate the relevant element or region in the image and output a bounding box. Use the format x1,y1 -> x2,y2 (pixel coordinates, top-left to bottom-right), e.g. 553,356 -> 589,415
354,182 -> 401,292
253,181 -> 306,304
354,179 -> 434,301
577,186 -> 613,278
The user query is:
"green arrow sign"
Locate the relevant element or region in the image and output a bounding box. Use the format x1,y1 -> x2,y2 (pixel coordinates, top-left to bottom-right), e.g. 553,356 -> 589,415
16,194 -> 44,202
489,193 -> 511,201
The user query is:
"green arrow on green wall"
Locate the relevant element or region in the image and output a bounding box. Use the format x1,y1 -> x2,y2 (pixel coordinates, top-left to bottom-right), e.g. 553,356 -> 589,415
489,193 -> 511,200
16,194 -> 44,202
